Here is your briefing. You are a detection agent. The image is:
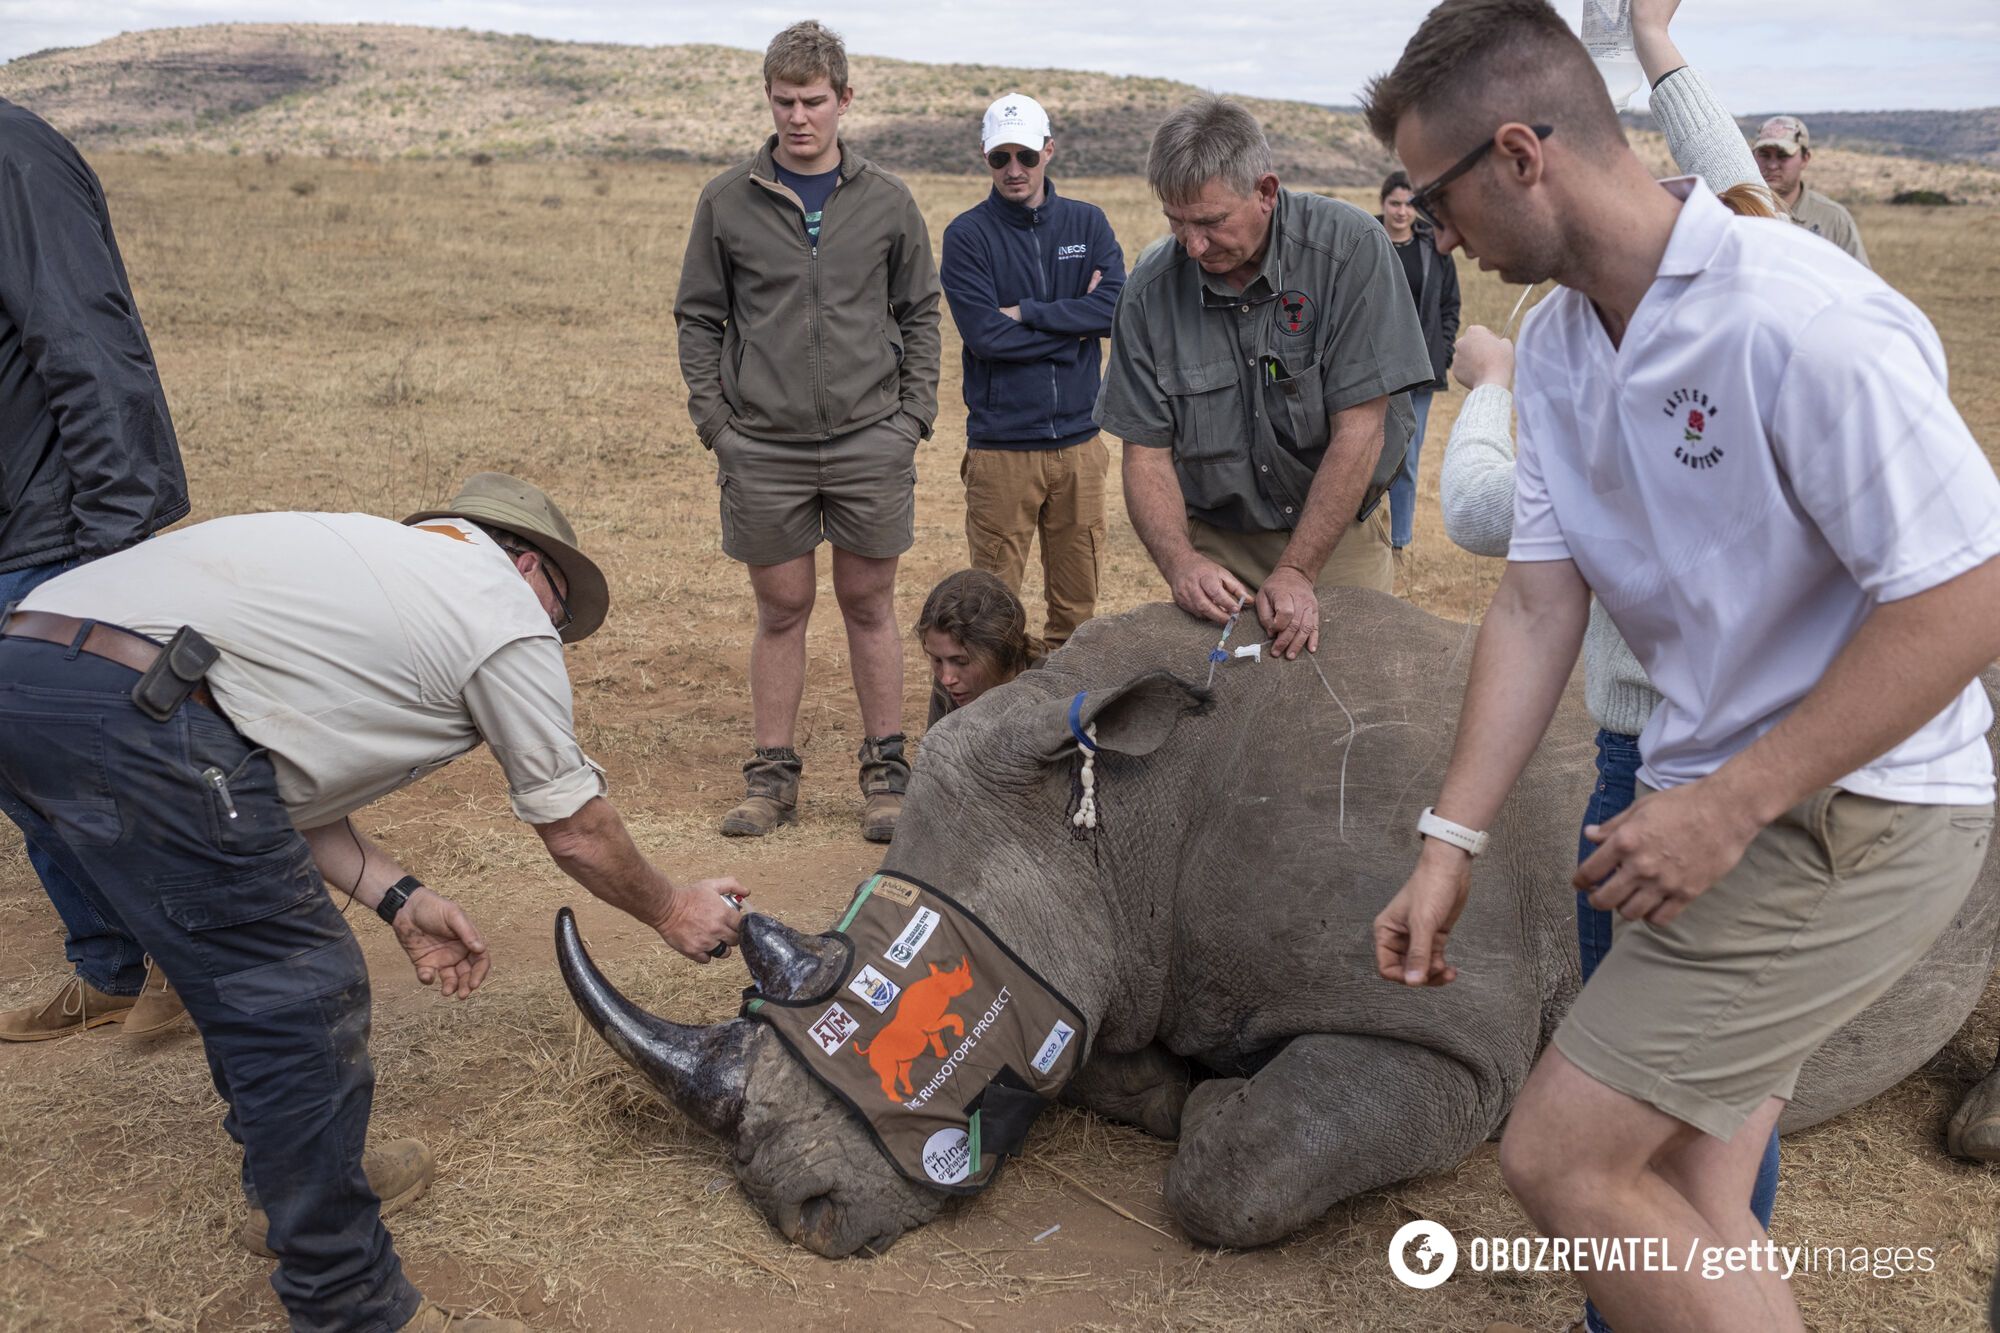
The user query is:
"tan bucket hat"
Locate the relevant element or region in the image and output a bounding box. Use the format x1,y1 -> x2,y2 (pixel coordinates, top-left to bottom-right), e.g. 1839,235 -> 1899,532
403,472 -> 609,643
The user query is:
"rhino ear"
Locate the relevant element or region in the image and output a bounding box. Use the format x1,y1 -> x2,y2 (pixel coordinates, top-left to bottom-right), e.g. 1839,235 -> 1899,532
1039,669 -> 1211,763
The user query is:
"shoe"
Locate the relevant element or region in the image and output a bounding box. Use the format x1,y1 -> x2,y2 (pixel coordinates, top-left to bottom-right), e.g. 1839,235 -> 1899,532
237,1137 -> 434,1258
857,733 -> 910,844
121,959 -> 189,1041
0,974 -> 135,1042
719,746 -> 801,837
401,1300 -> 529,1331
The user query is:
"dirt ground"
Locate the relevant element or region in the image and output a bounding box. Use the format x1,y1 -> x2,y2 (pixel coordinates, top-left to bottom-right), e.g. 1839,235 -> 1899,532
4,154 -> 2000,1331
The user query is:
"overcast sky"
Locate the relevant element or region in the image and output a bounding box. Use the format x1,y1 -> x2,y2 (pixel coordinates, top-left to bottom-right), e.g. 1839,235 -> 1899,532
3,1 -> 1996,113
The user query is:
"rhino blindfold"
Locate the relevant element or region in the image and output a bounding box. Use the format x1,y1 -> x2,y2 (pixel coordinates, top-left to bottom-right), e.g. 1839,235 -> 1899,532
744,872 -> 1086,1193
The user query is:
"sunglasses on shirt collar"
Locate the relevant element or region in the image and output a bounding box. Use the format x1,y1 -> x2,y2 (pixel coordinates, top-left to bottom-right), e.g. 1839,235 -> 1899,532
986,147 -> 1042,170
1409,124 -> 1553,231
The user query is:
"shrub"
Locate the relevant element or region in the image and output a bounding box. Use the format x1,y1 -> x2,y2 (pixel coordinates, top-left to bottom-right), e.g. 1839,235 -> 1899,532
1890,189 -> 1956,206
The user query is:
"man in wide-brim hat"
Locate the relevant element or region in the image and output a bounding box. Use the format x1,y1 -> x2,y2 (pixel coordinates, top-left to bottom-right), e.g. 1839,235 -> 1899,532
0,472 -> 747,1332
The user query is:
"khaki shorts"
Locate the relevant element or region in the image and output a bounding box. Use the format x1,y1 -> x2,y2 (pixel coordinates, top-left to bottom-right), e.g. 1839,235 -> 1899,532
1555,784 -> 1993,1141
713,415 -> 919,566
1186,508 -> 1393,594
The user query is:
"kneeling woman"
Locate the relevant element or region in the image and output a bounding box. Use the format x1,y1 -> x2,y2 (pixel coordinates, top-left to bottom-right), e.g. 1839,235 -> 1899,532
915,570 -> 1038,726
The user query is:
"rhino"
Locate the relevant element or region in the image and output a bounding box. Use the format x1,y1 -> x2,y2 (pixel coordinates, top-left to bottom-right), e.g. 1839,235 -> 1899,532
559,588 -> 2000,1257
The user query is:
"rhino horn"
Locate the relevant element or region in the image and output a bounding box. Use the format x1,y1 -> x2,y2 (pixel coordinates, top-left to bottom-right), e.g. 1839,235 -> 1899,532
555,907 -> 751,1139
740,912 -> 850,1000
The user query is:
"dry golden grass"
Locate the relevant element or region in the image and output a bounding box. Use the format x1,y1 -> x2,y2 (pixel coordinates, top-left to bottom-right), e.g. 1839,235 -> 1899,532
2,153 -> 1999,1330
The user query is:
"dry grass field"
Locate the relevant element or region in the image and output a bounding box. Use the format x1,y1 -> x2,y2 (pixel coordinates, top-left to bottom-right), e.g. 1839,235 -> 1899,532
3,151 -> 2000,1331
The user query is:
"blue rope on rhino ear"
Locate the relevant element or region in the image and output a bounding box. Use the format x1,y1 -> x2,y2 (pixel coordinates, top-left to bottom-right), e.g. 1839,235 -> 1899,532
1067,691 -> 1098,751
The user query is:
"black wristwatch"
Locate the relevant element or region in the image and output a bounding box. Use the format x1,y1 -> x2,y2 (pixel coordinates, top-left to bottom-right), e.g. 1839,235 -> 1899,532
376,875 -> 422,926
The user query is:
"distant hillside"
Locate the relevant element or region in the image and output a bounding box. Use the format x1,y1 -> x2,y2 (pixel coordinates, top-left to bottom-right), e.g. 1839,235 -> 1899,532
3,24 -> 1995,203
1622,106 -> 2000,167
0,23 -> 1394,184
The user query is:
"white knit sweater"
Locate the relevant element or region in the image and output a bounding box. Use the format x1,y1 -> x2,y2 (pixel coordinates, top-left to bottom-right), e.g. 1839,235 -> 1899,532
1437,65 -> 1760,737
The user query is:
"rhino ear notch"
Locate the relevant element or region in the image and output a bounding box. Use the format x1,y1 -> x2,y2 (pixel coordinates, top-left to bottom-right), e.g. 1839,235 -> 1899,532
1044,669 -> 1211,762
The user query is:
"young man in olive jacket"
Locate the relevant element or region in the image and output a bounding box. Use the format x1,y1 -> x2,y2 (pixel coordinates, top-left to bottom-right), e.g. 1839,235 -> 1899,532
674,20 -> 942,843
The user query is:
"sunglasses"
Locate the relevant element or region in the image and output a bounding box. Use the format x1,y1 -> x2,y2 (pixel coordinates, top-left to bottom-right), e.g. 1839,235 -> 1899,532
986,147 -> 1042,170
1409,124 -> 1552,231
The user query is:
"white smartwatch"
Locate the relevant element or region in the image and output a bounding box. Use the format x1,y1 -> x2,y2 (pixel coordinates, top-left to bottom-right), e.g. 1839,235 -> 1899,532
1419,806 -> 1489,857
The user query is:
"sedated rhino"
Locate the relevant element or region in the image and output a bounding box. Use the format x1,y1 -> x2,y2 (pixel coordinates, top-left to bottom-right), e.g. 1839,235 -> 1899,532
559,588 -> 2000,1257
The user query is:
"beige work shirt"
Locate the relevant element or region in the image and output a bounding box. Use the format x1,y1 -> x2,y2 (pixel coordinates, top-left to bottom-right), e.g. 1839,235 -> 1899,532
23,511 -> 606,828
1787,187 -> 1868,267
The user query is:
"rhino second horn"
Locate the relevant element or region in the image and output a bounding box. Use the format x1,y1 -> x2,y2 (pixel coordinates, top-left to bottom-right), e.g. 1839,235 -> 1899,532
741,913 -> 850,1000
554,907 -> 751,1139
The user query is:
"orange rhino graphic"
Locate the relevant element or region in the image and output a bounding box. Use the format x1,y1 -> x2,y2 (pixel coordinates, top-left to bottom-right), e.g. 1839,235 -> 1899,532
853,956 -> 974,1102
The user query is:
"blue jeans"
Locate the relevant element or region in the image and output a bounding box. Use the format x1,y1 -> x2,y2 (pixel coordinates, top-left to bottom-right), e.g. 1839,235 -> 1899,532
0,636 -> 420,1333
1388,389 -> 1434,550
0,558 -> 148,994
1576,728 -> 1779,1333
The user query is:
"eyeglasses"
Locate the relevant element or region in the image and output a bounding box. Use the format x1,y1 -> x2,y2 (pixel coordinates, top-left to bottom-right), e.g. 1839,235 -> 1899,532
1409,124 -> 1552,231
540,561 -> 575,636
986,147 -> 1041,170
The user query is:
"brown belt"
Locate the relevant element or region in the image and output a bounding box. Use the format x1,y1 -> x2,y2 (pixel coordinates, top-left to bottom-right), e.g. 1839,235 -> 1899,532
0,611 -> 218,713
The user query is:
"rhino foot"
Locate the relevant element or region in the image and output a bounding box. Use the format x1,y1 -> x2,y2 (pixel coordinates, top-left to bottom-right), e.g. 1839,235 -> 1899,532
1946,1063 -> 2000,1161
1061,1043 -> 1192,1139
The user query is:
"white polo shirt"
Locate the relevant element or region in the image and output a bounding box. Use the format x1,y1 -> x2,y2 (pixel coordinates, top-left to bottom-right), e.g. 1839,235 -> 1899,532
1508,177 -> 2000,804
23,511 -> 608,827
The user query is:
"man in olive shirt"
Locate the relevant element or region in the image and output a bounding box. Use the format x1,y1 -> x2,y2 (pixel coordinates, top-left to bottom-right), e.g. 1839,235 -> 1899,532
1096,96 -> 1434,660
1752,115 -> 1869,267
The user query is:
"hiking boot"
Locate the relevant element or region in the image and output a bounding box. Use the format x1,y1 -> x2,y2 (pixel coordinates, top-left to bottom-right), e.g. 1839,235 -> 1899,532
720,746 -> 801,837
237,1137 -> 434,1258
401,1300 -> 529,1331
857,733 -> 910,844
0,974 -> 135,1042
122,960 -> 189,1041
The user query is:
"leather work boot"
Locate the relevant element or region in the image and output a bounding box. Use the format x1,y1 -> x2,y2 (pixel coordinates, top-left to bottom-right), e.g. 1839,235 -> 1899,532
0,974 -> 135,1042
857,733 -> 910,844
237,1138 -> 434,1258
401,1300 -> 529,1331
122,960 -> 190,1041
719,746 -> 801,837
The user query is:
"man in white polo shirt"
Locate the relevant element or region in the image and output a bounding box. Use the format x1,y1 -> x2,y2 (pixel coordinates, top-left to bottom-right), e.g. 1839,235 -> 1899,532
0,473 -> 748,1332
1363,4 -> 2000,1330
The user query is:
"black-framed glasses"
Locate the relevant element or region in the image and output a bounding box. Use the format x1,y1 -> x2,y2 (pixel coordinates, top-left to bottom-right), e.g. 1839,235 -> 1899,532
1409,124 -> 1552,231
540,561 -> 574,636
986,147 -> 1041,170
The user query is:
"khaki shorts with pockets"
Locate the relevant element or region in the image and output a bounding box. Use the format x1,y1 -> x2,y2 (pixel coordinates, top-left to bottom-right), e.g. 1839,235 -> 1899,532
714,415 -> 919,566
1555,784 -> 1993,1141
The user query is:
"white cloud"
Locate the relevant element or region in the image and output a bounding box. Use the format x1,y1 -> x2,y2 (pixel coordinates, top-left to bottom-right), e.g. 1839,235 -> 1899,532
2,0 -> 1995,111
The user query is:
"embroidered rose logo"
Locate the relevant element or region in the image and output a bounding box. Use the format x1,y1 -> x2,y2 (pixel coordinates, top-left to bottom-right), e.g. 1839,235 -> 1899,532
1685,408 -> 1705,442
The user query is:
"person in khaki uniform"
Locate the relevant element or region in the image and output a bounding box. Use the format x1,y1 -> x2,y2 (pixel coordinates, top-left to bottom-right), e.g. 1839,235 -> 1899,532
0,474 -> 748,1331
1751,114 -> 1869,267
1096,96 -> 1434,662
675,20 -> 942,842
939,94 -> 1125,654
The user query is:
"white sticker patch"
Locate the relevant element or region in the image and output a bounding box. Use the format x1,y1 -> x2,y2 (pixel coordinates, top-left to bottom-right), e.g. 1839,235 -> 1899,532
921,1126 -> 973,1184
847,964 -> 901,1013
807,1002 -> 859,1055
1031,1019 -> 1076,1074
882,906 -> 941,969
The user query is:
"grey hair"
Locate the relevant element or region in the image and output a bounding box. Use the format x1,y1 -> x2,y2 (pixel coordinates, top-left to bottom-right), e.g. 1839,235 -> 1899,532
1147,95 -> 1274,205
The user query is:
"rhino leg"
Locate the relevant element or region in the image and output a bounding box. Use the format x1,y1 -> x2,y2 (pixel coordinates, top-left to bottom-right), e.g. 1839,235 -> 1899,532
1946,1049 -> 2000,1161
1164,1033 -> 1489,1249
1061,1043 -> 1192,1140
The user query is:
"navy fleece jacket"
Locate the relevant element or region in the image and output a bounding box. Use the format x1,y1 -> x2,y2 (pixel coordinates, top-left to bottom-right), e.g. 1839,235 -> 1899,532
939,181 -> 1125,449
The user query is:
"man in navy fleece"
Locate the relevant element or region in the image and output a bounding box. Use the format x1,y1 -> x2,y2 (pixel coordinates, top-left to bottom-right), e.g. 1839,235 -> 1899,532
940,94 -> 1124,653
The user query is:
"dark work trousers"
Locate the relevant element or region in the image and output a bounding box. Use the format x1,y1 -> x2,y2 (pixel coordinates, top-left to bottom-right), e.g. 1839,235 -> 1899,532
0,634 -> 420,1333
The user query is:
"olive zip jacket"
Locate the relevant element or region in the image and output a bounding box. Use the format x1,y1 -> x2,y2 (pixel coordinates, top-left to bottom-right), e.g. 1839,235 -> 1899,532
675,136 -> 942,446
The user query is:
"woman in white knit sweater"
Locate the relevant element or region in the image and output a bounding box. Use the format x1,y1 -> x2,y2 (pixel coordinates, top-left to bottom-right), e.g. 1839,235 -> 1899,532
1435,8 -> 1782,1332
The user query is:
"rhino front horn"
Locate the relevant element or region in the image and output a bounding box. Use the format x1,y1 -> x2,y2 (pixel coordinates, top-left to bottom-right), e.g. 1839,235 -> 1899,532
554,907 -> 752,1139
740,913 -> 849,1000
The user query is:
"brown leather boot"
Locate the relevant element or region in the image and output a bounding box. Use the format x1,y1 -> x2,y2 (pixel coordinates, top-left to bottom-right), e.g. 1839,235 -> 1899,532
401,1300 -> 529,1331
122,959 -> 189,1041
719,746 -> 801,837
0,974 -> 135,1042
237,1137 -> 434,1258
857,733 -> 910,844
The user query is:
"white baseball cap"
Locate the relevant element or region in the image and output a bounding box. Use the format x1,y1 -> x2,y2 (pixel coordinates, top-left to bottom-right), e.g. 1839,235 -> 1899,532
982,94 -> 1052,154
